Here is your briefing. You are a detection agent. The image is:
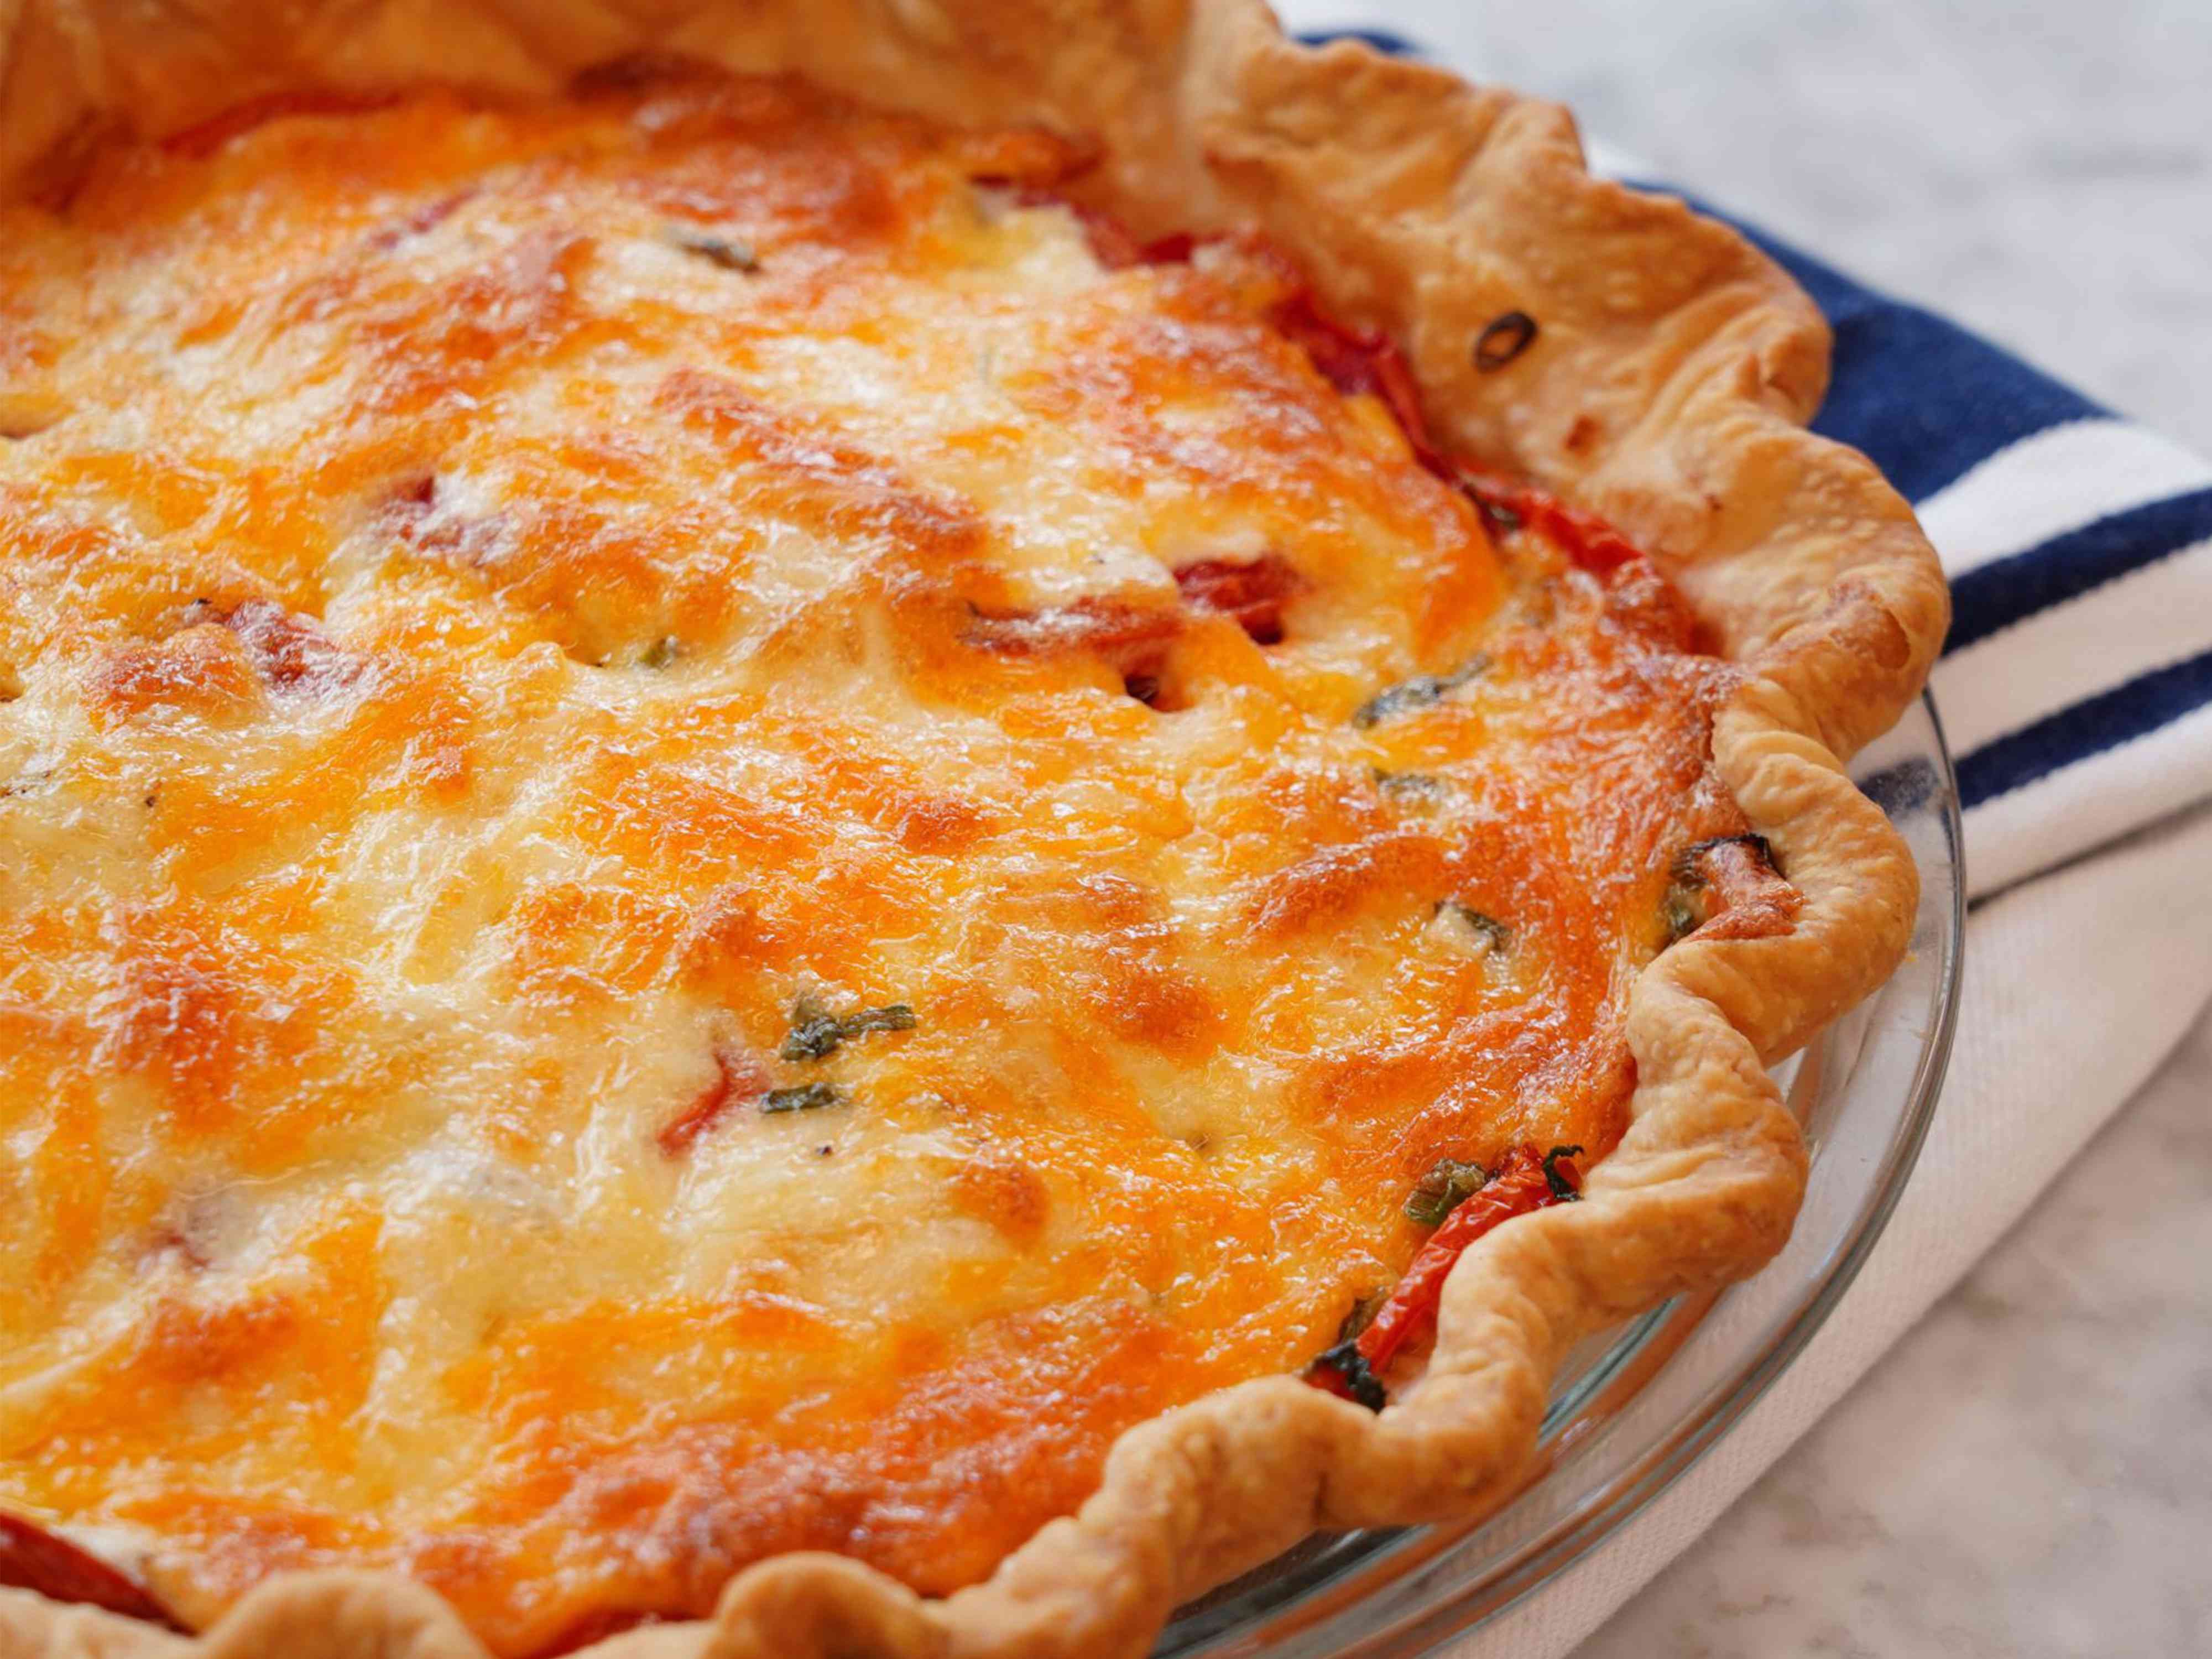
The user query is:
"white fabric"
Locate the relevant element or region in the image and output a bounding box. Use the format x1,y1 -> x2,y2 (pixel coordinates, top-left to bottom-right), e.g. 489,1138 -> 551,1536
1913,417 -> 2212,575
1959,702 -> 2212,899
1259,3 -> 2212,1650
1934,537 -> 2212,758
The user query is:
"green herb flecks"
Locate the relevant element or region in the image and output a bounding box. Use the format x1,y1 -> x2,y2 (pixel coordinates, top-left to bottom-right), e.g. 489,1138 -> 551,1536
1374,768 -> 1446,803
1352,652 -> 1490,728
780,993 -> 918,1063
841,1003 -> 918,1042
782,998 -> 846,1062
761,1082 -> 845,1114
639,635 -> 682,669
1661,882 -> 1703,944
1405,1157 -> 1493,1228
665,226 -> 760,272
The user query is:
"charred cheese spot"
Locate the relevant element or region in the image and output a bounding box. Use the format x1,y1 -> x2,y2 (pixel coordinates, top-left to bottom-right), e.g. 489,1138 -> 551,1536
0,65 -> 1783,1656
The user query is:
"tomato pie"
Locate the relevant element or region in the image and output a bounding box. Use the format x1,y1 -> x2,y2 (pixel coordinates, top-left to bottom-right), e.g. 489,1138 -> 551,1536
0,4 -> 1947,1657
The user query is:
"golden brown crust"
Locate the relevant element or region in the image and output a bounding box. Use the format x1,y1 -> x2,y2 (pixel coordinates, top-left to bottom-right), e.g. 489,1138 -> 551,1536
0,2 -> 1948,1657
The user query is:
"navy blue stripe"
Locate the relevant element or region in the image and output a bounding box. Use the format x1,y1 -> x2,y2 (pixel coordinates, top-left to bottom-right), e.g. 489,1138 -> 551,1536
1947,487 -> 2212,654
1293,28 -> 1425,57
1957,647 -> 2212,807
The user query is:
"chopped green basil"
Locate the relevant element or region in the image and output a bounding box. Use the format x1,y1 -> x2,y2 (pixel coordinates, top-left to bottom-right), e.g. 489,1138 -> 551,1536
1373,768 -> 1445,802
1352,652 -> 1490,728
781,997 -> 846,1062
842,1003 -> 917,1040
780,994 -> 918,1063
1661,883 -> 1703,943
1405,1157 -> 1492,1228
761,1082 -> 844,1114
665,227 -> 760,272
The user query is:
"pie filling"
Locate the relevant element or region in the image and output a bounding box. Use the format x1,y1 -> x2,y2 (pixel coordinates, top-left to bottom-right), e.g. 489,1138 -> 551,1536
0,64 -> 1793,1655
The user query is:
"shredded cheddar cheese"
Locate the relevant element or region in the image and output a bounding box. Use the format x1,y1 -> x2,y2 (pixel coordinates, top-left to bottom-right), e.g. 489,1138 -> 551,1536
0,66 -> 1759,1655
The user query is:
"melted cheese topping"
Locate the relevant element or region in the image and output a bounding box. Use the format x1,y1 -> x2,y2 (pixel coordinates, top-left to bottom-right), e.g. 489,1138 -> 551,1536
0,69 -> 1749,1655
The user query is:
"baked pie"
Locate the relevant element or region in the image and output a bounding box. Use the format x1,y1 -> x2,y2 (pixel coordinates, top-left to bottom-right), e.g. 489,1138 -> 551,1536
0,4 -> 1947,1656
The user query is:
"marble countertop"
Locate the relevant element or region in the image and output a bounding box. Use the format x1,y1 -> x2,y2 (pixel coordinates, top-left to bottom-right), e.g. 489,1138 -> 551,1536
1275,2 -> 2212,1652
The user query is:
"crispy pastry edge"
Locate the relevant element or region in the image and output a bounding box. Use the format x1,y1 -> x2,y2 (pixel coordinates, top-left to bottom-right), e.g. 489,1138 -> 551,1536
0,2 -> 1950,1655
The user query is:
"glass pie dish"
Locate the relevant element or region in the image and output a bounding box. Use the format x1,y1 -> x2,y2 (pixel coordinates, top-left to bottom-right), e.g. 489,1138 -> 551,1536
1159,691 -> 1964,1659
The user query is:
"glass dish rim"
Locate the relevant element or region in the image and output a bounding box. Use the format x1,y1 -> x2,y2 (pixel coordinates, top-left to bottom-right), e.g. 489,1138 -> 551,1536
1154,688 -> 1965,1659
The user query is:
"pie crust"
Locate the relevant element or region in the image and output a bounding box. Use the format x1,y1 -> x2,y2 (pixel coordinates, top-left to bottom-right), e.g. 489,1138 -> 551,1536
0,2 -> 1948,1657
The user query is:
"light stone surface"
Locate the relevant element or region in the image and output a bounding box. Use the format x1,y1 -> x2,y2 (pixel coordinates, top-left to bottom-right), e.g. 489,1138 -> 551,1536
1267,2 -> 2212,1652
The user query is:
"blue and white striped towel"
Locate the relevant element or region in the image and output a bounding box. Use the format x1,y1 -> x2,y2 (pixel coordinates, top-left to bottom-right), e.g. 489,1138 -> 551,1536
1740,223 -> 2212,900
1282,17 -> 2212,1659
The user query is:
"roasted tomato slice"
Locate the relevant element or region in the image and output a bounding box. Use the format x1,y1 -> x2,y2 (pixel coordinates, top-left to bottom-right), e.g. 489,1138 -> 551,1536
0,1511 -> 184,1629
1306,1144 -> 1582,1408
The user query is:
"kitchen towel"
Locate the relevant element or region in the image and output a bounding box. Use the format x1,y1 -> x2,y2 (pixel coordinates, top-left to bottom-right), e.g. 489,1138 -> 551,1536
1274,10 -> 2212,1657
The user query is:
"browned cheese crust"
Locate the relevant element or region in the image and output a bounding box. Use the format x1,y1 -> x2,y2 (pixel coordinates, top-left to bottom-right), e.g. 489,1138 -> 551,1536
0,2 -> 1948,1657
